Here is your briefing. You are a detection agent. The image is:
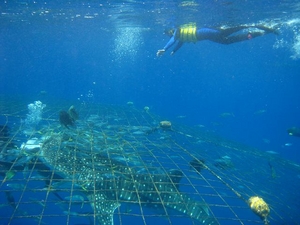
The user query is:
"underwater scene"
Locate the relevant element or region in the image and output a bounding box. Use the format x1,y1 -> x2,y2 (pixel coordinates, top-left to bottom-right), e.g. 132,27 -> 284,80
0,1 -> 300,225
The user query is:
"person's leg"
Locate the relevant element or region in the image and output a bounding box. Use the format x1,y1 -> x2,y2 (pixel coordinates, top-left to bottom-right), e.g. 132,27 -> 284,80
255,25 -> 278,34
216,33 -> 249,44
215,25 -> 277,44
218,26 -> 250,37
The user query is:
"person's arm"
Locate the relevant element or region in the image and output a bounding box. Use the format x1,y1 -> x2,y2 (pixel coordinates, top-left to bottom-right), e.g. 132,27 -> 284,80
171,41 -> 183,55
157,30 -> 178,56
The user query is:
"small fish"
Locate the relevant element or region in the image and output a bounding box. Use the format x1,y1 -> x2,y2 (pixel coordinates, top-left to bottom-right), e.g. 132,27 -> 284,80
266,151 -> 279,154
214,156 -> 234,170
5,191 -> 16,209
268,161 -> 277,179
64,195 -> 85,202
4,171 -> 15,181
254,109 -> 267,115
284,143 -> 293,147
0,203 -> 8,209
287,127 -> 300,137
38,90 -> 47,96
221,155 -> 231,160
28,197 -> 46,207
219,112 -> 235,118
63,211 -> 80,216
50,181 -> 82,190
132,131 -> 145,135
53,192 -> 64,201
7,183 -> 26,190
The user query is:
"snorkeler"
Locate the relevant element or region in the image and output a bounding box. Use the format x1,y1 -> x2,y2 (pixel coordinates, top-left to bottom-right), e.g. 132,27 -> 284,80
157,23 -> 278,56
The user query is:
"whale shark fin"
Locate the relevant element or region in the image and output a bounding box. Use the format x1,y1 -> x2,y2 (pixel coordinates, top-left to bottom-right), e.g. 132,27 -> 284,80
88,193 -> 120,225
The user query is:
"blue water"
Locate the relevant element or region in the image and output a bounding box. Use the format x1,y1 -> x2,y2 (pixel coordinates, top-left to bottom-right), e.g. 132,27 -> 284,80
1,1 -> 300,224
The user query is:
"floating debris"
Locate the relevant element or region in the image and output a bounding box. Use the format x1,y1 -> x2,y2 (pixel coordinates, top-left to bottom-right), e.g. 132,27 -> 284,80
159,120 -> 172,129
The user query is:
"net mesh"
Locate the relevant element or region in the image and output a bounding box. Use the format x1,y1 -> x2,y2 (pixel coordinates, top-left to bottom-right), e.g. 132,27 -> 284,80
0,96 -> 299,225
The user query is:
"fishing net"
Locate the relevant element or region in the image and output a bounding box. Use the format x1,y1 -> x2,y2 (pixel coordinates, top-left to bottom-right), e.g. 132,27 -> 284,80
0,96 -> 299,225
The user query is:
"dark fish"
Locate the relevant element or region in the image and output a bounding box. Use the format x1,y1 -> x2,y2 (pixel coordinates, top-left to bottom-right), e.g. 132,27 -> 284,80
190,158 -> 207,173
0,125 -> 16,149
214,156 -> 234,170
59,111 -> 74,128
53,192 -> 64,201
5,191 -> 16,209
287,127 -> 300,137
268,161 -> 276,179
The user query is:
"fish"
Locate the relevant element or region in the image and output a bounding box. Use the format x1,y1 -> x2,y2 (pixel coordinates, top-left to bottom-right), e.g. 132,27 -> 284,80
190,158 -> 207,173
68,105 -> 79,121
266,151 -> 278,155
262,138 -> 270,144
39,132 -> 217,225
132,131 -> 145,135
254,109 -> 267,115
54,194 -> 86,208
214,156 -> 234,170
268,161 -> 276,179
6,183 -> 26,190
64,194 -> 85,207
59,111 -> 74,128
287,127 -> 300,137
5,191 -> 16,209
219,112 -> 235,118
4,171 -> 16,181
38,90 -> 47,96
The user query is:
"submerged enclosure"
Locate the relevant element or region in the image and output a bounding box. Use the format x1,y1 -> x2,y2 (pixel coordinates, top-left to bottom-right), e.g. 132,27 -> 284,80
0,97 -> 299,225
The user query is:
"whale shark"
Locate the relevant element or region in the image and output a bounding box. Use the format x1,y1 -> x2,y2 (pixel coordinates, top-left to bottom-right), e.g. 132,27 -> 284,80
38,132 -> 217,225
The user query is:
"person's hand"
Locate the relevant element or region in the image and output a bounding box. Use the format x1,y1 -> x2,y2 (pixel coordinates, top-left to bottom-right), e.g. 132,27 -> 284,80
156,49 -> 165,57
